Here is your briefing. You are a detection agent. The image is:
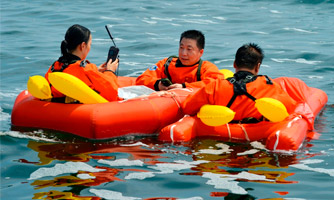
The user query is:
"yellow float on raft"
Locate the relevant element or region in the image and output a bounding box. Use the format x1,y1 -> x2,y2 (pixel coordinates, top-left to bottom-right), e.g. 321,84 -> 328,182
220,69 -> 234,79
255,97 -> 289,122
197,104 -> 236,126
48,72 -> 108,104
27,75 -> 52,100
198,97 -> 289,126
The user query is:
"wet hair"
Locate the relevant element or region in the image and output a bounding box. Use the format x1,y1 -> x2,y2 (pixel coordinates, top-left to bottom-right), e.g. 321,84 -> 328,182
61,24 -> 91,56
180,30 -> 205,50
234,43 -> 264,70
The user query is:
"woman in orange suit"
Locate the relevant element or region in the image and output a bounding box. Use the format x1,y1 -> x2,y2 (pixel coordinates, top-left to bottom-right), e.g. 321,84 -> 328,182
45,24 -> 120,102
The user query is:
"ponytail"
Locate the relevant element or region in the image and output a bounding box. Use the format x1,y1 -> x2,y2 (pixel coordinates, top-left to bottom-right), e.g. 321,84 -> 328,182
60,40 -> 68,56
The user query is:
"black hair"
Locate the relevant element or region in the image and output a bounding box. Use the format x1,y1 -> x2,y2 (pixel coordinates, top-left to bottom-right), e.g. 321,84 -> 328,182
180,30 -> 205,50
235,43 -> 264,70
60,24 -> 91,56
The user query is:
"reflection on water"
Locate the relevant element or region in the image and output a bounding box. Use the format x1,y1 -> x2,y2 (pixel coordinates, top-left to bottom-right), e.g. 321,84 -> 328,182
23,136 -> 322,199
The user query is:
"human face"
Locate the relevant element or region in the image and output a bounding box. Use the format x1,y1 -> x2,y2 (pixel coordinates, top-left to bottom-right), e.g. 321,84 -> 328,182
178,38 -> 204,66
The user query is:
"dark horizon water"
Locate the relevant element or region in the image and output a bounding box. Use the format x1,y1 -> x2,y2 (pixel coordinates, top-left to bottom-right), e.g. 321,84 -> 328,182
1,0 -> 334,199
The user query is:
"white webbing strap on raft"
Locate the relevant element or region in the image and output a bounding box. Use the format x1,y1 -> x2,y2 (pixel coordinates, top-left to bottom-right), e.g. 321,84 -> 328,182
238,123 -> 250,141
226,123 -> 231,139
273,116 -> 302,151
273,130 -> 280,151
170,124 -> 176,142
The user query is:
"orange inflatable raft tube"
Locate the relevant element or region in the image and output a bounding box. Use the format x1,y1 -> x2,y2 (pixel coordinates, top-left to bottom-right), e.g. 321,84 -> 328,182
159,77 -> 328,151
11,76 -> 193,139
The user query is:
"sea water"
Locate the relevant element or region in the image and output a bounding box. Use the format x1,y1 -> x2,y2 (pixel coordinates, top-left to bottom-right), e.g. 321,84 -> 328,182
1,0 -> 334,199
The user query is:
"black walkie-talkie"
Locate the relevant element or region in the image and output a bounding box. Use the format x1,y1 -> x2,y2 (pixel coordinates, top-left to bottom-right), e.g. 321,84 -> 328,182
105,25 -> 119,75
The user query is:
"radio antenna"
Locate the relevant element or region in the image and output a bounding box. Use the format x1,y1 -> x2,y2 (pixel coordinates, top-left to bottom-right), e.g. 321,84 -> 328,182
105,25 -> 117,47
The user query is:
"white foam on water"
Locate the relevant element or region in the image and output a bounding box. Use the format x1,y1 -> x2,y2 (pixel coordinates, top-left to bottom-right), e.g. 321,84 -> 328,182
98,159 -> 144,167
142,19 -> 157,24
308,75 -> 323,79
251,31 -> 269,35
133,53 -> 153,57
0,90 -> 22,100
222,171 -> 274,182
250,141 -> 267,150
151,17 -> 174,21
237,149 -> 259,156
283,27 -> 317,34
0,107 -> 11,122
203,171 -> 274,195
214,59 -> 234,64
124,160 -> 209,181
202,172 -> 247,195
90,189 -> 203,200
181,19 -> 218,25
271,58 -> 322,65
270,10 -> 282,14
121,61 -> 142,67
290,159 -> 334,177
0,130 -> 60,143
179,197 -> 203,200
89,189 -> 140,200
194,143 -> 233,155
120,141 -> 150,148
148,160 -> 209,174
77,173 -> 96,180
194,149 -> 230,155
124,172 -> 155,180
100,16 -> 124,21
28,161 -> 105,180
212,16 -> 226,21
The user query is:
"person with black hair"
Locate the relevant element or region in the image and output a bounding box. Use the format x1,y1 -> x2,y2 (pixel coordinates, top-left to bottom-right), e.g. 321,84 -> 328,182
182,43 -> 297,122
136,30 -> 223,91
45,24 -> 120,102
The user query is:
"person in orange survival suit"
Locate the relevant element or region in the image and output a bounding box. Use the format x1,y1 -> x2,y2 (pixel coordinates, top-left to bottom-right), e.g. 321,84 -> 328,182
45,24 -> 120,102
182,43 -> 297,122
136,30 -> 224,91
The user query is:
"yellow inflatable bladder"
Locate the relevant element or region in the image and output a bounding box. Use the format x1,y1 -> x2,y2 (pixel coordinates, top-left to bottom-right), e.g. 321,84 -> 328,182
220,69 -> 234,79
27,75 -> 52,100
48,72 -> 108,104
197,104 -> 236,126
255,97 -> 289,122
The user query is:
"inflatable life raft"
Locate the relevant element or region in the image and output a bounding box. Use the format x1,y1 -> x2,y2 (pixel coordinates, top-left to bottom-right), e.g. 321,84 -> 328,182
159,77 -> 328,151
11,76 -> 193,139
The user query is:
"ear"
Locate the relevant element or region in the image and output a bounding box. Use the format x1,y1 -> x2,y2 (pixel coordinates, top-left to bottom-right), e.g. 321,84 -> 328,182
255,63 -> 261,74
199,49 -> 204,56
233,61 -> 237,69
79,42 -> 86,51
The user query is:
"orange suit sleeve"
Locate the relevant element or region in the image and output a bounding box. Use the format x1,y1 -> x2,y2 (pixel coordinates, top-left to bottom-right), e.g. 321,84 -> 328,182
84,64 -> 120,101
182,80 -> 217,116
184,61 -> 224,88
135,58 -> 169,90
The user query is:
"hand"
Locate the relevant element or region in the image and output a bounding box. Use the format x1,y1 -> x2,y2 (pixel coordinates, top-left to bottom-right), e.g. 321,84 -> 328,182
98,59 -> 119,73
167,83 -> 183,90
158,81 -> 170,91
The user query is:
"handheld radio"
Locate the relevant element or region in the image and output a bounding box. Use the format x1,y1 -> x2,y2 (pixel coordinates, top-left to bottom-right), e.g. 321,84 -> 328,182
105,25 -> 120,75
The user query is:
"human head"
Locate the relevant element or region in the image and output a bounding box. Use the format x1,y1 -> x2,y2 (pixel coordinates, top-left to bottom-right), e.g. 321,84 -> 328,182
234,43 -> 264,73
61,24 -> 91,58
178,30 -> 205,66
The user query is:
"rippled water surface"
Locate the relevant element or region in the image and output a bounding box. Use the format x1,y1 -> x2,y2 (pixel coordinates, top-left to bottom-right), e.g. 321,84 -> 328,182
1,0 -> 334,199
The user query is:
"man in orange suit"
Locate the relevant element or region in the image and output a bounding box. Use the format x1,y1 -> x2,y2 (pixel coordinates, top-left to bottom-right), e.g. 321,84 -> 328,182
136,30 -> 223,91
